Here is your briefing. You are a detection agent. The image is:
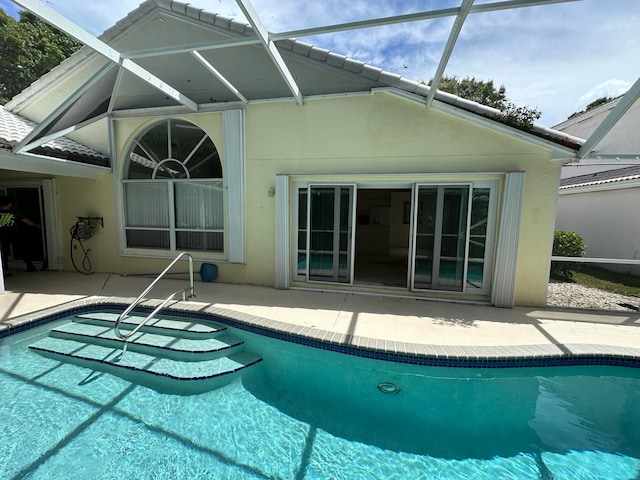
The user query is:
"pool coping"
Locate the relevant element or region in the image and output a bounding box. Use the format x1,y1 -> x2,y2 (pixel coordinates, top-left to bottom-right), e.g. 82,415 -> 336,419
4,295 -> 640,368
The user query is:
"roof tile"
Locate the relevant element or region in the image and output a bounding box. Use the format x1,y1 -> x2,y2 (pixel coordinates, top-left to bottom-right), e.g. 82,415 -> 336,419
343,58 -> 365,73
326,52 -> 347,68
309,47 -> 330,62
560,165 -> 640,189
360,65 -> 383,82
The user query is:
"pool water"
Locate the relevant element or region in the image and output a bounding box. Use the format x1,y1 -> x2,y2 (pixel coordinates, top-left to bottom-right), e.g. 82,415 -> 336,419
1,315 -> 640,479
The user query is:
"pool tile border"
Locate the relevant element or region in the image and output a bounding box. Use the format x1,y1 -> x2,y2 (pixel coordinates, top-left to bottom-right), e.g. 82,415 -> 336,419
3,296 -> 640,369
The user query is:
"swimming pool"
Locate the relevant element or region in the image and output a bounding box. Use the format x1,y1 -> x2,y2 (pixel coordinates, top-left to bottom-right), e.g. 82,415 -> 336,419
1,308 -> 640,479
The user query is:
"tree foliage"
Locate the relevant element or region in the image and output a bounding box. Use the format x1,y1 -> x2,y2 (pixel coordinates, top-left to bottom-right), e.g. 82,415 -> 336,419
567,96 -> 616,120
430,75 -> 542,129
431,76 -> 507,109
0,9 -> 81,104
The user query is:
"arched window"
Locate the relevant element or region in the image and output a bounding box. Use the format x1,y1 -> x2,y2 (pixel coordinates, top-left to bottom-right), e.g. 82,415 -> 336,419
122,119 -> 224,252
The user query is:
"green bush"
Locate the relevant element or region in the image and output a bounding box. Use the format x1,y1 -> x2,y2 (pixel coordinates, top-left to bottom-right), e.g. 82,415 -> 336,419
551,230 -> 586,280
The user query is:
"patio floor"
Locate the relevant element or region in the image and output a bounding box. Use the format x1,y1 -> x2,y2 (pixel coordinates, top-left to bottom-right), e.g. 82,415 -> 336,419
1,270 -> 640,361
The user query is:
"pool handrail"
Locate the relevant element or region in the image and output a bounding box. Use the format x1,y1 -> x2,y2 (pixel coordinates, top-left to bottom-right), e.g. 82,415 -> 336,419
114,252 -> 195,341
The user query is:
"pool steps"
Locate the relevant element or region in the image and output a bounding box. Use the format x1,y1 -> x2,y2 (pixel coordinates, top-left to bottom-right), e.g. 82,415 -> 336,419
28,311 -> 263,395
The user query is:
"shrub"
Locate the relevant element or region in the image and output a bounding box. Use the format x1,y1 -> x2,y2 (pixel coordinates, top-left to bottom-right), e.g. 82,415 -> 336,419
551,230 -> 586,280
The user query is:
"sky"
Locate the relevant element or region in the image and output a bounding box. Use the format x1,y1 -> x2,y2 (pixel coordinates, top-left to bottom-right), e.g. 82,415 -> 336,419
1,0 -> 638,127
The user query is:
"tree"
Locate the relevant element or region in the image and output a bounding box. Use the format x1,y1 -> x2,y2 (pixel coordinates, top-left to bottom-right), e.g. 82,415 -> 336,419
429,75 -> 541,129
0,9 -> 81,104
567,96 -> 617,120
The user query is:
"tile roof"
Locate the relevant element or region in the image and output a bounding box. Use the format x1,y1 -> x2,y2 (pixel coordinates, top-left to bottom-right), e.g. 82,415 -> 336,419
0,106 -> 108,166
560,164 -> 640,189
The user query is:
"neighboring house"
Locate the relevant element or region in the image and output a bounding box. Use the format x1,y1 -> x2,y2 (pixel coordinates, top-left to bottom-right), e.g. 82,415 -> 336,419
0,1 -> 584,307
554,96 -> 640,275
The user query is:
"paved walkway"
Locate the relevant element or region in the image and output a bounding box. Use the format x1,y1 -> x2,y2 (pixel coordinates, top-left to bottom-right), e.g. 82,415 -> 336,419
1,271 -> 639,361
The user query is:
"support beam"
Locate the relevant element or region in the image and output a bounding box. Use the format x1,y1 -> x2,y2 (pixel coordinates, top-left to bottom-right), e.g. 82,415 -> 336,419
192,51 -> 248,103
425,0 -> 474,108
17,113 -> 109,154
13,63 -> 115,154
273,0 -> 580,41
235,0 -> 304,105
122,0 -> 581,62
124,37 -> 261,60
107,68 -> 126,114
578,76 -> 640,160
12,0 -> 198,112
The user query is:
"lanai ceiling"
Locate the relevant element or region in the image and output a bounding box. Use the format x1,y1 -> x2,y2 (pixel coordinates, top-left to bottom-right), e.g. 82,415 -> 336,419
6,0 -> 640,162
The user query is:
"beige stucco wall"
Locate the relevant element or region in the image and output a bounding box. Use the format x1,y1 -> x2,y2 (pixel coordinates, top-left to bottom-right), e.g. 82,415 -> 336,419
556,186 -> 640,275
46,92 -> 561,306
242,93 -> 560,305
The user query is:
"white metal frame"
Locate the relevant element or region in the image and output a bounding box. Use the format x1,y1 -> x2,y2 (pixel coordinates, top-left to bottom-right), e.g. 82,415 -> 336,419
409,181 -> 498,295
289,176 -> 499,297
299,183 -> 357,286
11,0 -> 637,163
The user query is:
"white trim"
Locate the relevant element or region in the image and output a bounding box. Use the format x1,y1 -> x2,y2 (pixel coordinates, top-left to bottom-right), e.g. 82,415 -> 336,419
551,256 -> 640,265
41,179 -> 60,270
491,171 -> 525,308
0,149 -> 109,179
274,175 -> 289,289
559,178 -> 640,194
223,109 -> 246,263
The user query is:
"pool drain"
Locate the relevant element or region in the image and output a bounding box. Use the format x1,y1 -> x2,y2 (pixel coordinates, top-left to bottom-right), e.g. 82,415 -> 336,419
377,382 -> 401,395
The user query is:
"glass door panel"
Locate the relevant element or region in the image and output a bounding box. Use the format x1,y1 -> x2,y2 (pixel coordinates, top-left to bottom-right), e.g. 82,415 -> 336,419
467,188 -> 490,289
438,187 -> 469,290
296,189 -> 308,276
414,187 -> 437,287
308,185 -> 354,283
412,185 -> 471,292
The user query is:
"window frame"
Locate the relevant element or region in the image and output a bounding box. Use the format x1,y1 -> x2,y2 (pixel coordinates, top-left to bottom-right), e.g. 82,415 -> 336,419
115,109 -> 246,262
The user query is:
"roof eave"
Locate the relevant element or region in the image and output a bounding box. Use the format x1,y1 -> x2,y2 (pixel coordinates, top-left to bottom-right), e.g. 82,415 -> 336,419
0,148 -> 110,179
375,88 -> 581,159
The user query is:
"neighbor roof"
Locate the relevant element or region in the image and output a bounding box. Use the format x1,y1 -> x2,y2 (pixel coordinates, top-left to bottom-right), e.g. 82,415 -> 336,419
560,164 -> 640,189
4,0 -> 584,160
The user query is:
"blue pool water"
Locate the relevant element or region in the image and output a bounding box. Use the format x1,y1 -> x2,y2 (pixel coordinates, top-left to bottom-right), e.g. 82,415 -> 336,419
1,312 -> 640,479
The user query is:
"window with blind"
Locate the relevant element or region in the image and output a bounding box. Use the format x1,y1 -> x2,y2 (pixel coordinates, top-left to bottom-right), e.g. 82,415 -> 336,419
122,119 -> 224,252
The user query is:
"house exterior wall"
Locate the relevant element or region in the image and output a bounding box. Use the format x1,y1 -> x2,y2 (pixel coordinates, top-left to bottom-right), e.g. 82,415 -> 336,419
556,186 -> 640,275
104,93 -> 557,305
38,92 -> 561,306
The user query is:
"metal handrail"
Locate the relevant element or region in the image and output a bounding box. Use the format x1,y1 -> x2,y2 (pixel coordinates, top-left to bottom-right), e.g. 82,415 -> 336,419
114,252 -> 195,340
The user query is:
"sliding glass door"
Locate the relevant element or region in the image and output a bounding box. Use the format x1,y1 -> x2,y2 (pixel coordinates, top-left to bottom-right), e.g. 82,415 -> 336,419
297,185 -> 356,284
291,179 -> 496,295
411,183 -> 495,294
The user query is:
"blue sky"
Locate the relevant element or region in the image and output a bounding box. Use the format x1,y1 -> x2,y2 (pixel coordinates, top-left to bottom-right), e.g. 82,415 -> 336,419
1,0 -> 638,126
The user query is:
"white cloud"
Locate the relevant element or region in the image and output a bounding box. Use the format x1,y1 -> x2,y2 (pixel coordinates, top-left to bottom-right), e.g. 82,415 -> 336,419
574,80 -> 632,112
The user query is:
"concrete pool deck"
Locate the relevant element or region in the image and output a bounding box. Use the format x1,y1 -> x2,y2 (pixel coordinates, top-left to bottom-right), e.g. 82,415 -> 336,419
1,270 -> 640,362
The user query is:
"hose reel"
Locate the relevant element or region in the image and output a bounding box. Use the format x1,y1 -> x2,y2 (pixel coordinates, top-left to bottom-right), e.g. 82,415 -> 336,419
70,217 -> 103,274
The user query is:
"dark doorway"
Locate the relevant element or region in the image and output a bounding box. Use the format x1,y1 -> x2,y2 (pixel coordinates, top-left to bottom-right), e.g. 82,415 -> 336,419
2,186 -> 46,267
354,188 -> 411,287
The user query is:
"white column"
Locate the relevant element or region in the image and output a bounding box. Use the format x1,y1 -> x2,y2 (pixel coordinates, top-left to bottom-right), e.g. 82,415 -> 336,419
274,175 -> 289,289
491,171 -> 525,308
